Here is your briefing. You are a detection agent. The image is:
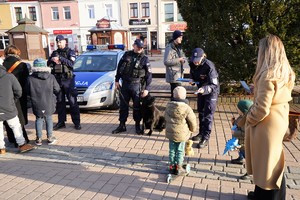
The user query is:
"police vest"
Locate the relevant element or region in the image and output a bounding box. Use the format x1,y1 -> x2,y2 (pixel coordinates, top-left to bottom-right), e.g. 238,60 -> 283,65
121,51 -> 146,80
51,48 -> 72,76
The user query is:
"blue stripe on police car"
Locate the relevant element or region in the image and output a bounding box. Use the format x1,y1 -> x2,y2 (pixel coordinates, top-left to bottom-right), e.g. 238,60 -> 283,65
74,72 -> 107,87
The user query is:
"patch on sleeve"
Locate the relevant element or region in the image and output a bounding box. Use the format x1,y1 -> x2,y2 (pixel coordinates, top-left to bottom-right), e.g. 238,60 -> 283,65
148,66 -> 152,73
71,56 -> 76,61
212,78 -> 218,85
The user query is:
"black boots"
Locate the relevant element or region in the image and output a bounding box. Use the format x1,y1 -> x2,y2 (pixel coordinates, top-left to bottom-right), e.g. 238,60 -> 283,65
135,121 -> 143,135
112,122 -> 126,134
112,122 -> 143,134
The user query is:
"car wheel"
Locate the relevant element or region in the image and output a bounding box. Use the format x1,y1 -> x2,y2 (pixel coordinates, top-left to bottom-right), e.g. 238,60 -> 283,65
109,89 -> 120,110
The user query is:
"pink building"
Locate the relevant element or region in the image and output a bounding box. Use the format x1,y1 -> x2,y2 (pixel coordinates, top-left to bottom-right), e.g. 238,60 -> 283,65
40,0 -> 80,53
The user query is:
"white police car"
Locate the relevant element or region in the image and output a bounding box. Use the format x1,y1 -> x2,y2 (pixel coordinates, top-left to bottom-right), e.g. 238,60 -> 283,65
73,44 -> 125,109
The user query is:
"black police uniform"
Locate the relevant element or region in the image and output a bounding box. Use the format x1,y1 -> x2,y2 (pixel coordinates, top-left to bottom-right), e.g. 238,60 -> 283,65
113,50 -> 152,134
47,47 -> 81,130
189,58 -> 219,146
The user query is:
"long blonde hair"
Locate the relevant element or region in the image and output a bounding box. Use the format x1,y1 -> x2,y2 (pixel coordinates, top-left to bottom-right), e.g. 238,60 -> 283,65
253,34 -> 295,89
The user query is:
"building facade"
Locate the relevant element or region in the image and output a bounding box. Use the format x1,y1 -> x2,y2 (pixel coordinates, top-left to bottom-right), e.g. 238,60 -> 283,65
0,0 -> 186,57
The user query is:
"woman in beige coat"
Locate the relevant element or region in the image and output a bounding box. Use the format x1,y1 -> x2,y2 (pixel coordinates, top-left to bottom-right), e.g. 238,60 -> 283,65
245,35 -> 295,199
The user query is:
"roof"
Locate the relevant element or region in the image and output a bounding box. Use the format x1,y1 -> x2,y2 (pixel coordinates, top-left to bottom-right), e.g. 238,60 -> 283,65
6,16 -> 48,34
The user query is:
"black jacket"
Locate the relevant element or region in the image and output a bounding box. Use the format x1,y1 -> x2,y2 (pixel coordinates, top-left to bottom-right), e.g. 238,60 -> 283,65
0,65 -> 22,121
3,55 -> 29,125
27,66 -> 60,117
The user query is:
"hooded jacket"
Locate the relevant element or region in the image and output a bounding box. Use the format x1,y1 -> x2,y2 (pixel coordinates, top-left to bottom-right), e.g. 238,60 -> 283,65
164,100 -> 197,142
27,66 -> 60,117
0,65 -> 22,121
164,41 -> 184,83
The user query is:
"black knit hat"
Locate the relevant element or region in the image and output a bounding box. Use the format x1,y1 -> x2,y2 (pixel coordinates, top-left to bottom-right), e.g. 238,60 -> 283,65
172,30 -> 183,40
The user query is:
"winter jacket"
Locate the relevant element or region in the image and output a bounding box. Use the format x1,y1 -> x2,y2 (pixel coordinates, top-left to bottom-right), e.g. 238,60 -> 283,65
164,100 -> 197,142
27,66 -> 60,118
0,65 -> 22,121
164,41 -> 184,83
245,70 -> 292,190
3,55 -> 29,125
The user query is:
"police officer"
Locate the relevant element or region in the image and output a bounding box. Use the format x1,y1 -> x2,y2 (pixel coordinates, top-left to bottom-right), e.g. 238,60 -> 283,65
189,48 -> 219,148
47,35 -> 81,130
112,39 -> 152,134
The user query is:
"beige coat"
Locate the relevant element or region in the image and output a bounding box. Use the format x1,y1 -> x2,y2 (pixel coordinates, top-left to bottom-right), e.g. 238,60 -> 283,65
165,101 -> 197,142
245,70 -> 292,190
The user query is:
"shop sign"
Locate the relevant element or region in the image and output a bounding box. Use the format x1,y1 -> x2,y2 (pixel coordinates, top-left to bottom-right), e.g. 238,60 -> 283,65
169,23 -> 187,31
96,18 -> 110,28
53,30 -> 73,34
129,19 -> 151,26
129,28 -> 147,31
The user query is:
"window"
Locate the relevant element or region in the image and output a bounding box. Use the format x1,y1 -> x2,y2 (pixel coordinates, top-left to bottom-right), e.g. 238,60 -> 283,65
141,3 -> 150,17
15,7 -> 22,22
105,4 -> 112,18
178,12 -> 183,22
88,5 -> 95,19
130,3 -> 138,18
64,6 -> 71,20
28,6 -> 37,21
52,7 -> 59,20
164,3 -> 174,22
0,35 -> 9,50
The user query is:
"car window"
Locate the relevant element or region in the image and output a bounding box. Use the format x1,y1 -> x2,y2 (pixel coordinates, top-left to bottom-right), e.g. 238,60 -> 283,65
74,55 -> 117,72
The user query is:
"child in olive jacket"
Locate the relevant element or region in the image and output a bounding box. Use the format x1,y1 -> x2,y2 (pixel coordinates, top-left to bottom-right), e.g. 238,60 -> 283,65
165,86 -> 197,175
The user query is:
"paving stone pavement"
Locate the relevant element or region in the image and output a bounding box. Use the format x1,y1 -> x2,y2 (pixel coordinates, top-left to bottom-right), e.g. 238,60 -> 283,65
0,78 -> 300,200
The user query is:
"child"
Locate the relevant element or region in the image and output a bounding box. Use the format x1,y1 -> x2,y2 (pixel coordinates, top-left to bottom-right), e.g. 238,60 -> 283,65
165,86 -> 197,175
0,65 -> 35,154
231,99 -> 253,180
27,58 -> 60,145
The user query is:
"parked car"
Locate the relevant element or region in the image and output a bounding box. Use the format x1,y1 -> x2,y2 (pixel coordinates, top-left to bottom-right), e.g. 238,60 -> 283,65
72,44 -> 125,109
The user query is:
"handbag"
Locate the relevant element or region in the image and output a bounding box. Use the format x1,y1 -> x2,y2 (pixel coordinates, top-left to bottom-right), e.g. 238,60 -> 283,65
7,61 -> 21,73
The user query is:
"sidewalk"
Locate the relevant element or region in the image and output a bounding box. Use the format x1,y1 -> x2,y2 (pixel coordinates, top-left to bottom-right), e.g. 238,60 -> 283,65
0,78 -> 299,200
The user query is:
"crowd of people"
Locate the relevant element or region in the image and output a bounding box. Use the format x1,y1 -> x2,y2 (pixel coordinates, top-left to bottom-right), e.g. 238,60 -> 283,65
0,34 -> 81,153
0,31 -> 294,199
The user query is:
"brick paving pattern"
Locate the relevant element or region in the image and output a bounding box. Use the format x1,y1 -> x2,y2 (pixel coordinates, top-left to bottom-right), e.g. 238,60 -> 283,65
0,78 -> 299,200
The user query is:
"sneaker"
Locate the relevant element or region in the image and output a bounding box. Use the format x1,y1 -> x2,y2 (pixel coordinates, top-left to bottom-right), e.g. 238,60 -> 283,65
169,165 -> 174,174
231,157 -> 244,165
35,138 -> 42,146
47,137 -> 57,145
174,164 -> 179,175
19,144 -> 35,153
0,149 -> 6,154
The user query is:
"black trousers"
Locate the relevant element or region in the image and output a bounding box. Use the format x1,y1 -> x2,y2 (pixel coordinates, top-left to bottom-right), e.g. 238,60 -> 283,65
254,175 -> 286,200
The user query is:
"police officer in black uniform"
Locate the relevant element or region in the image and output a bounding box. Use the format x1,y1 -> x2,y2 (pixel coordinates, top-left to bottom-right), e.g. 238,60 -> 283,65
189,48 -> 219,148
47,35 -> 81,130
112,39 -> 152,134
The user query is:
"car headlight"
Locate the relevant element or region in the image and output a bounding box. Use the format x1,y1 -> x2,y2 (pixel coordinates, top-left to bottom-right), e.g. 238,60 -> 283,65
93,81 -> 112,93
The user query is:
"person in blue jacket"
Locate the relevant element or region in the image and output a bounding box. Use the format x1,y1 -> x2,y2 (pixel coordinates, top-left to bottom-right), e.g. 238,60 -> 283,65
189,48 -> 219,148
47,35 -> 81,130
112,39 -> 152,134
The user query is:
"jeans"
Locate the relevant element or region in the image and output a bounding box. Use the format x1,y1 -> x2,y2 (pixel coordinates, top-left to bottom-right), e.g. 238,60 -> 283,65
169,140 -> 186,166
35,115 -> 53,139
0,116 -> 25,149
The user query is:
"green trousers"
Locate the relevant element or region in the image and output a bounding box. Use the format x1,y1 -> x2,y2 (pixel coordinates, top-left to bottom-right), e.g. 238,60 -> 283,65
169,140 -> 185,166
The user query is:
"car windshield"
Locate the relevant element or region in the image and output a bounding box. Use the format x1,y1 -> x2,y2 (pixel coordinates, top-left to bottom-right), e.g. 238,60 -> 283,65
73,55 -> 117,72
